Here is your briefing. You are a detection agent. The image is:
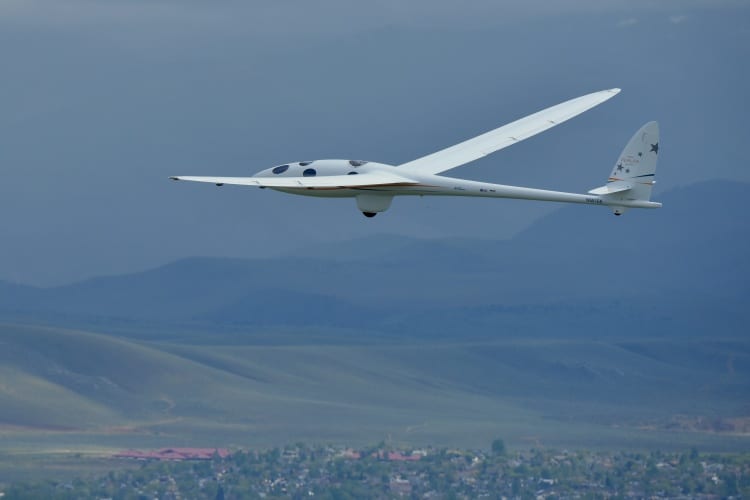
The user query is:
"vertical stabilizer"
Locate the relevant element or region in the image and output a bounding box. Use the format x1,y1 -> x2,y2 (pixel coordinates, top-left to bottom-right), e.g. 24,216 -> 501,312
608,121 -> 659,202
589,122 -> 660,215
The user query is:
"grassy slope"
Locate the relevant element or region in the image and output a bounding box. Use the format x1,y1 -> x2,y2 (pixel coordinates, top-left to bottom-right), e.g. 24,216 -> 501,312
1,322 -> 748,460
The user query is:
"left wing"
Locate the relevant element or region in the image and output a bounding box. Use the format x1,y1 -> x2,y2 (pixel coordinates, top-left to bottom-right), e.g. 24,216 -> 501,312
169,171 -> 417,189
398,88 -> 620,175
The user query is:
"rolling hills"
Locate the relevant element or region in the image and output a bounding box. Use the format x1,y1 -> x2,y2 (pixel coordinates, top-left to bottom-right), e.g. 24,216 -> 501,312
0,322 -> 747,457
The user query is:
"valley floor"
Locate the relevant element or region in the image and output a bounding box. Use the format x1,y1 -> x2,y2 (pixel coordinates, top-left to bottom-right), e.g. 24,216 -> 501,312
1,321 -> 749,485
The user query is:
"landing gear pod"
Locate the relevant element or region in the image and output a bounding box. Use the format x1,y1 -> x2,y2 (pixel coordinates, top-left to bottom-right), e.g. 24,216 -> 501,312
612,206 -> 628,216
356,194 -> 393,217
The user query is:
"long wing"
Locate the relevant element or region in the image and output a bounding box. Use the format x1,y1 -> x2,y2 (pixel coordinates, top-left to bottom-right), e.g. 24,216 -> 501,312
398,88 -> 620,175
169,171 -> 416,188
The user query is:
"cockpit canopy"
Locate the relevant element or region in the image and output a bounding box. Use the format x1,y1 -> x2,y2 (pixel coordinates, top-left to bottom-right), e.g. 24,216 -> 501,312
258,159 -> 382,178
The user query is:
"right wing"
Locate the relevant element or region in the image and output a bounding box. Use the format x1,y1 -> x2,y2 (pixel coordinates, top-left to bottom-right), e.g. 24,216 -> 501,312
169,171 -> 417,189
398,88 -> 620,176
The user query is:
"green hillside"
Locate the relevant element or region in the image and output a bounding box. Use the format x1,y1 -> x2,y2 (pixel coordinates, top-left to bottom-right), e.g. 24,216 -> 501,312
1,322 -> 747,469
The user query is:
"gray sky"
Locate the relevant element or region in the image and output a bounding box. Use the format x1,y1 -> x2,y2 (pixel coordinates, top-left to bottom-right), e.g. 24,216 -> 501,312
1,0 -> 748,285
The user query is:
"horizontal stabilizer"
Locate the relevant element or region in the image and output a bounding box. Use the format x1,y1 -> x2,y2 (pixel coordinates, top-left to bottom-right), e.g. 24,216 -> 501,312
588,182 -> 632,195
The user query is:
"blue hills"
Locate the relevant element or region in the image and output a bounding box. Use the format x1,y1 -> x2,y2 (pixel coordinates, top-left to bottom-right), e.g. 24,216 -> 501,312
1,179 -> 748,340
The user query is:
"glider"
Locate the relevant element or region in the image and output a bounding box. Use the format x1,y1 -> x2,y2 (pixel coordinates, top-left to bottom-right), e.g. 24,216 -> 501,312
171,88 -> 660,217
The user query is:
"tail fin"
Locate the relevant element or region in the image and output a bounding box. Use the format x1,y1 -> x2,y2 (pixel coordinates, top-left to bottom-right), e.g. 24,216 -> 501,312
588,121 -> 659,214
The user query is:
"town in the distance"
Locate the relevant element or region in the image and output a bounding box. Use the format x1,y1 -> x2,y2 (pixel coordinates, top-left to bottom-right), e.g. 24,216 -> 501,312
3,442 -> 748,499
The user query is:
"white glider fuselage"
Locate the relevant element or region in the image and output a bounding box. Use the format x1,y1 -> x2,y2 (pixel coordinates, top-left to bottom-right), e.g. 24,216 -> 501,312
256,159 -> 660,209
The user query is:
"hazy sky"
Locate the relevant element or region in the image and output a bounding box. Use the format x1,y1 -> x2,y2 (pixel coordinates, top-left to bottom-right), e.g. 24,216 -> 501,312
1,1 -> 748,285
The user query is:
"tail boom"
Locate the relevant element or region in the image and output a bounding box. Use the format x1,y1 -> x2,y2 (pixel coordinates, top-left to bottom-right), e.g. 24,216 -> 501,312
396,175 -> 661,209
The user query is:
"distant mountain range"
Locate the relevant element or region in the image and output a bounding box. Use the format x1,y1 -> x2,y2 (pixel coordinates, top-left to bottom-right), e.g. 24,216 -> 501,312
1,179 -> 748,340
